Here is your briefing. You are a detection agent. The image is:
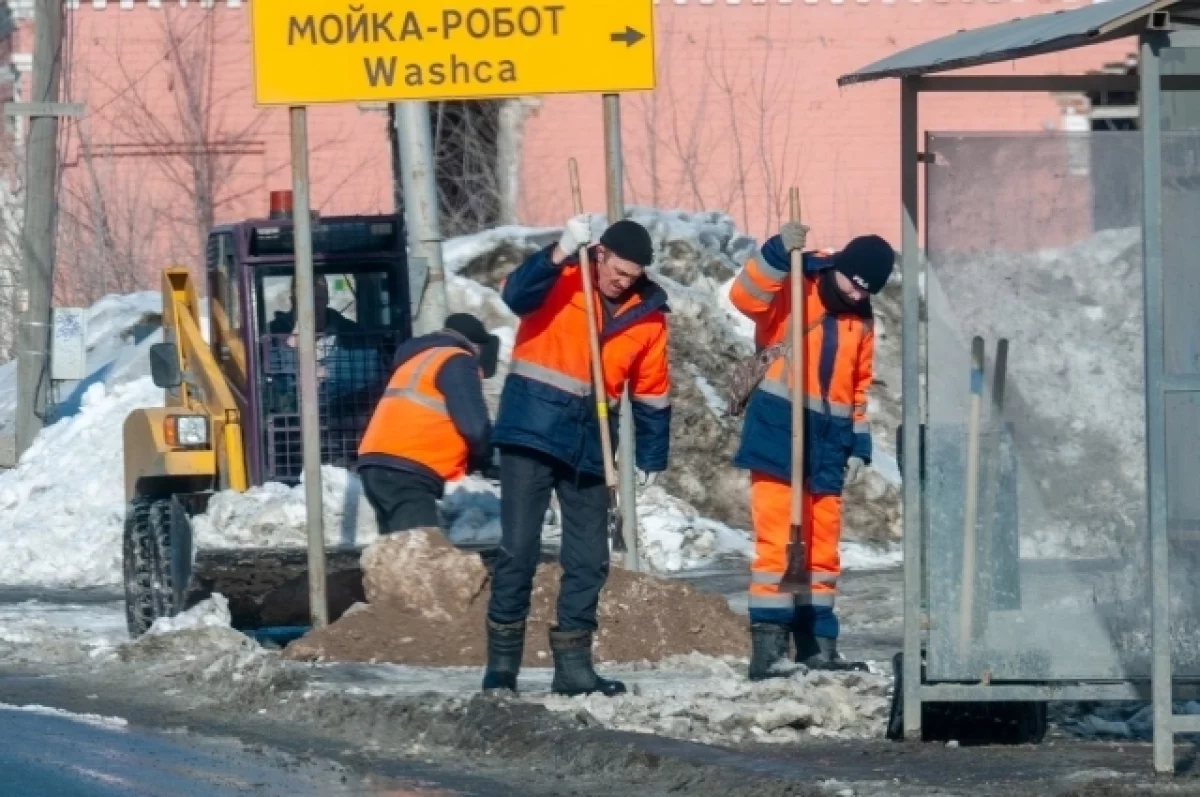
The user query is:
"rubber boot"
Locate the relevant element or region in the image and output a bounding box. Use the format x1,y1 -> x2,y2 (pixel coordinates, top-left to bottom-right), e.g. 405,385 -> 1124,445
481,618 -> 525,693
748,622 -> 793,681
549,628 -> 627,697
795,631 -> 869,672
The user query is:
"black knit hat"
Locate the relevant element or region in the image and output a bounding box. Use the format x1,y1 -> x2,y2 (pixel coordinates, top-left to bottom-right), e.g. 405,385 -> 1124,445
444,313 -> 500,379
599,220 -> 654,268
833,235 -> 895,295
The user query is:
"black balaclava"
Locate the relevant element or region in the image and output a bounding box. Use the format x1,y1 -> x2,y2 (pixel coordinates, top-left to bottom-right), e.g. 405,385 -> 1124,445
818,270 -> 871,318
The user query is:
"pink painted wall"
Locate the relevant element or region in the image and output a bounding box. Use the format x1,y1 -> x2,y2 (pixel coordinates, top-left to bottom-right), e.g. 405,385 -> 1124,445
24,3 -> 395,299
517,0 -> 1133,251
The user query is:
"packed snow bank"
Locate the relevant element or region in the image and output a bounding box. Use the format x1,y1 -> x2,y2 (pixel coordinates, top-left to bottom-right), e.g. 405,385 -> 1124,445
0,377 -> 163,588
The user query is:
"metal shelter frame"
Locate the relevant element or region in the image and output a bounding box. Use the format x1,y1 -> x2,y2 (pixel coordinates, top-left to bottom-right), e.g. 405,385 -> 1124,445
840,1 -> 1200,774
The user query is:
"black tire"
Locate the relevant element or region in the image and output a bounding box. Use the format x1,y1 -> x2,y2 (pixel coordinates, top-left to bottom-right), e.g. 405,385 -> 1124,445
123,497 -> 175,638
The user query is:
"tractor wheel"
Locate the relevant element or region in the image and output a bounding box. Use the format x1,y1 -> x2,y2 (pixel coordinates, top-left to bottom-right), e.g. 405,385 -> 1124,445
123,497 -> 175,638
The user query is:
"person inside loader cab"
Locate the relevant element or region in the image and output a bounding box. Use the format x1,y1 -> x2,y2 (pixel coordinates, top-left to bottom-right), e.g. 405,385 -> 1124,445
728,223 -> 894,678
357,313 -> 500,534
482,216 -> 671,698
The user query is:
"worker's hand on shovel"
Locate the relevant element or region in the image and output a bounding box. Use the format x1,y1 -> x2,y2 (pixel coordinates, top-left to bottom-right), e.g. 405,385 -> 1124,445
780,221 -> 811,254
555,214 -> 594,261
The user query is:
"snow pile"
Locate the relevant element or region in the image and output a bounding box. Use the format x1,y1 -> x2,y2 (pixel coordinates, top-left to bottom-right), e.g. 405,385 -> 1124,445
191,466 -> 379,550
536,653 -> 891,744
146,593 -> 232,636
0,377 -> 163,587
0,291 -> 162,438
637,486 -> 752,572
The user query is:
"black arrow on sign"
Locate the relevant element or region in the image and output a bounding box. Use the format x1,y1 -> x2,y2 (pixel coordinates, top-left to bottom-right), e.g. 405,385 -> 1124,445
610,26 -> 645,47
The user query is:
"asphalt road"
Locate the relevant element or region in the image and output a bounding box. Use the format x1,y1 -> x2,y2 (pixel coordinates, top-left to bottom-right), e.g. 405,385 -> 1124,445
0,704 -> 457,797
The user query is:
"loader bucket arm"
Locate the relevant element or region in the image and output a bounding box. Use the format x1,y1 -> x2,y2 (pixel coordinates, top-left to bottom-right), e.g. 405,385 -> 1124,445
161,267 -> 248,493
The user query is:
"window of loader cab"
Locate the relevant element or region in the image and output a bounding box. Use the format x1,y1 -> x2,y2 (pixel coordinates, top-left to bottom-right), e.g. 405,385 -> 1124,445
254,266 -> 396,337
206,232 -> 240,333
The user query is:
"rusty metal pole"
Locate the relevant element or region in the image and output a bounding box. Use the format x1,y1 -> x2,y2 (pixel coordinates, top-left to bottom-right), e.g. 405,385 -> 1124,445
603,93 -> 641,572
289,106 -> 328,629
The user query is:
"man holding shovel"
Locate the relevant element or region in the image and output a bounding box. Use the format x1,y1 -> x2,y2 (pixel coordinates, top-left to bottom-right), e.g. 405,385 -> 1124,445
729,219 -> 894,678
482,214 -> 671,697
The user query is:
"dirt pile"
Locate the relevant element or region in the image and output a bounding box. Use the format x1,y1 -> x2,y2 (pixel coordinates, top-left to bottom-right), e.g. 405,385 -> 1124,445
283,530 -> 748,666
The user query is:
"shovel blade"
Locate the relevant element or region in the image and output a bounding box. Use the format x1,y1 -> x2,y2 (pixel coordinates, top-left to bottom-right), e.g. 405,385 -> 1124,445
607,488 -> 626,553
777,525 -> 807,594
608,508 -> 627,552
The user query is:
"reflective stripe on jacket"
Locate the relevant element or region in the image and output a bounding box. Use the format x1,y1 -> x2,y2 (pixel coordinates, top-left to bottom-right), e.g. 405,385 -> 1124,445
492,244 -> 671,476
729,235 -> 874,495
359,346 -> 473,481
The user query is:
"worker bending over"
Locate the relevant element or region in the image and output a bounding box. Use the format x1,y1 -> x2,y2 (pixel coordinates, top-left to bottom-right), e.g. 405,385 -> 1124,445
357,313 -> 499,534
729,223 -> 894,678
483,216 -> 671,697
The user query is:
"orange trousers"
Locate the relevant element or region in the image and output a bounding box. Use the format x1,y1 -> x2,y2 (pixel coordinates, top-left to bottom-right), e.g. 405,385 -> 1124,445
748,472 -> 842,625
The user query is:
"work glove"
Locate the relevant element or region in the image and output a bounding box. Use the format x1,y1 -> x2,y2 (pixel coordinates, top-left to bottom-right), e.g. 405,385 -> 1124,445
780,221 -> 811,254
637,469 -> 659,489
845,456 -> 866,485
558,214 -> 593,255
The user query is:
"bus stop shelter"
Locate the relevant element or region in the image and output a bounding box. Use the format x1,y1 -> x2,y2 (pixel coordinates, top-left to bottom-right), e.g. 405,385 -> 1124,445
840,0 -> 1200,773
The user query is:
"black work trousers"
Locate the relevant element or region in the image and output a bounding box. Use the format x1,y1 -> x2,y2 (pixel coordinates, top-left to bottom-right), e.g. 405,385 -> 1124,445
359,465 -> 441,533
487,445 -> 610,632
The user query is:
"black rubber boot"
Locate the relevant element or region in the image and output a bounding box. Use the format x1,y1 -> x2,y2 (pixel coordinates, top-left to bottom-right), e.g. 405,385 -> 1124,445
748,622 -> 793,681
549,629 -> 627,697
795,632 -> 869,672
481,618 -> 525,693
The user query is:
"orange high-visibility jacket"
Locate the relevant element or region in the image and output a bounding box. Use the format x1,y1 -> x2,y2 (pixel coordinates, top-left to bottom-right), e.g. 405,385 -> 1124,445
358,341 -> 486,483
728,235 -> 874,495
492,245 -> 671,476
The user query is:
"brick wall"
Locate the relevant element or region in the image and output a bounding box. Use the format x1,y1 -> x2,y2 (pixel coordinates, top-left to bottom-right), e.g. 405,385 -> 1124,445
517,0 -> 1133,250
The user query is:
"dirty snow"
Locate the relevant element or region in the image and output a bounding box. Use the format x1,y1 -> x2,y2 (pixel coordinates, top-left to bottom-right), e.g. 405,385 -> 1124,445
0,599 -> 127,663
537,654 -> 891,744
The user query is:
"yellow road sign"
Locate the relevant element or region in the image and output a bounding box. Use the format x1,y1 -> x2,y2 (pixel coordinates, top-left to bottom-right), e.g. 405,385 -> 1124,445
250,0 -> 656,105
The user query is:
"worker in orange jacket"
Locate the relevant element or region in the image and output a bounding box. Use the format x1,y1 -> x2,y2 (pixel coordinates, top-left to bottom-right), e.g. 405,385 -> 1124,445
729,222 -> 894,678
483,216 -> 671,698
357,313 -> 500,534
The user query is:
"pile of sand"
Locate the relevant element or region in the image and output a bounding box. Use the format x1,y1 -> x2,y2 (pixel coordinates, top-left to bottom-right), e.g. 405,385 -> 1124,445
283,530 -> 748,666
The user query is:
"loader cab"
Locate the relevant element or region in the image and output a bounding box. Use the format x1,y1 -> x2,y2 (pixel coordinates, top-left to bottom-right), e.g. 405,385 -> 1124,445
205,191 -> 411,488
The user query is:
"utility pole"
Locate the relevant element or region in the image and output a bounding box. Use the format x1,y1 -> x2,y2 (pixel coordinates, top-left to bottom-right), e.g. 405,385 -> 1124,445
288,106 -> 328,629
603,93 -> 641,572
13,0 -> 65,457
394,101 -> 447,335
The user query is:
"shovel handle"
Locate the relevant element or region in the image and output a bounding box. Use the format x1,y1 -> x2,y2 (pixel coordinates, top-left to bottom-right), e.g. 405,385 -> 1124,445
788,187 -> 805,530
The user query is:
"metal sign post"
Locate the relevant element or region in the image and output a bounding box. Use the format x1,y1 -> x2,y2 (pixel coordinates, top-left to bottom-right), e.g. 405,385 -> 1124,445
288,106 -> 329,629
603,92 -> 641,572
